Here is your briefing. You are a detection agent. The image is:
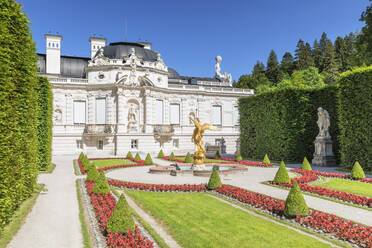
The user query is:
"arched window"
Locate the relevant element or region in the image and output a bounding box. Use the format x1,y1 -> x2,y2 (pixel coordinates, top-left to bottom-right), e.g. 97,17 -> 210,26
48,42 -> 51,47
56,43 -> 59,48
52,43 -> 55,48
93,45 -> 95,49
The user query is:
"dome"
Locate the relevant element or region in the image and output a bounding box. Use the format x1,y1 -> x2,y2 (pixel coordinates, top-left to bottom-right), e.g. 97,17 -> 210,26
101,42 -> 157,61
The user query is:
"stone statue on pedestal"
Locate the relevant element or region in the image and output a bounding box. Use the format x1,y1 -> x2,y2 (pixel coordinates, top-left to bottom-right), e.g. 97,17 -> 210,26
127,104 -> 138,133
312,107 -> 336,166
215,56 -> 232,85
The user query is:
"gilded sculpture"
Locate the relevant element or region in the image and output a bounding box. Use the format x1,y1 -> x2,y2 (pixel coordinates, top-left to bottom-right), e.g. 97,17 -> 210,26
190,116 -> 218,167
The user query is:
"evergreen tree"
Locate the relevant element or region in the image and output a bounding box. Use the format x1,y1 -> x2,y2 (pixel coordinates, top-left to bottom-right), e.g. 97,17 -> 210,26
144,153 -> 153,165
273,161 -> 291,184
334,36 -> 348,72
263,154 -> 271,164
322,40 -> 339,83
295,40 -> 314,70
86,165 -> 99,181
301,157 -> 312,171
357,1 -> 372,65
207,167 -> 222,190
157,149 -> 164,158
265,50 -> 282,84
235,152 -> 242,161
312,39 -> 322,70
92,172 -> 111,194
134,153 -> 141,161
350,161 -> 366,179
252,61 -> 265,75
184,152 -> 193,163
280,52 -> 295,76
344,32 -> 360,68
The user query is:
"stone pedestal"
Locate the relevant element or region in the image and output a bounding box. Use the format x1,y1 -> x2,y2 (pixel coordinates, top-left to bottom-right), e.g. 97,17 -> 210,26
312,136 -> 336,167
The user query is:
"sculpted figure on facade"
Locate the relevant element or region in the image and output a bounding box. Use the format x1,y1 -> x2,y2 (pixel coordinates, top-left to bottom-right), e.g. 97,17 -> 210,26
215,55 -> 232,84
316,107 -> 330,138
53,109 -> 62,124
127,103 -> 139,132
91,48 -> 109,66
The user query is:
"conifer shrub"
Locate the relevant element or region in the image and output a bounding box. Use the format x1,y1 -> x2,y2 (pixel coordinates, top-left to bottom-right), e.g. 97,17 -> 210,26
284,181 -> 309,218
263,154 -> 271,164
301,157 -> 312,171
351,161 -> 365,179
126,151 -> 133,159
273,161 -> 291,184
79,152 -> 84,160
92,172 -> 111,194
134,153 -> 141,161
215,150 -> 221,158
184,152 -> 194,163
144,153 -> 153,165
86,165 -> 99,181
207,167 -> 222,190
106,194 -> 135,234
157,149 -> 164,158
169,152 -> 175,160
236,152 -> 243,161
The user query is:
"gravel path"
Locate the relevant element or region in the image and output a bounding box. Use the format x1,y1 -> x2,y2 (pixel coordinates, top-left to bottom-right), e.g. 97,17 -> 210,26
8,155 -> 83,248
106,165 -> 372,226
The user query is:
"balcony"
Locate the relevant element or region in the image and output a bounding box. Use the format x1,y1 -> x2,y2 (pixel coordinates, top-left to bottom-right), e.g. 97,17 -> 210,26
83,124 -> 115,136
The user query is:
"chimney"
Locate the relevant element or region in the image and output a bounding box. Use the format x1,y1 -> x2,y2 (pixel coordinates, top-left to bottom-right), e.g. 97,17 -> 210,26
45,34 -> 62,74
89,37 -> 107,58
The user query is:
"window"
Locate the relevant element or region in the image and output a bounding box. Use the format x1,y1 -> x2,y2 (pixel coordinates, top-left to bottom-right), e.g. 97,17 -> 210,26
131,139 -> 138,149
233,106 -> 239,126
173,139 -> 179,149
96,98 -> 106,124
98,140 -> 103,150
48,42 -> 51,48
73,100 -> 86,124
155,99 -> 163,124
76,140 -> 83,149
170,103 -> 180,125
215,138 -> 222,146
56,43 -> 59,48
52,43 -> 55,48
212,105 -> 222,125
93,45 -> 95,49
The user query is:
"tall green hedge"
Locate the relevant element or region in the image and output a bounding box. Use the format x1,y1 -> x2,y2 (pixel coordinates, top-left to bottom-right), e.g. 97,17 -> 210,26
37,76 -> 53,171
0,0 -> 39,231
239,85 -> 339,163
338,66 -> 372,171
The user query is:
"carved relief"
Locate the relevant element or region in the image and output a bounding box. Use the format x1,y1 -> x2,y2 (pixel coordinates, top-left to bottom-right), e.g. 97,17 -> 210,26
53,108 -> 62,124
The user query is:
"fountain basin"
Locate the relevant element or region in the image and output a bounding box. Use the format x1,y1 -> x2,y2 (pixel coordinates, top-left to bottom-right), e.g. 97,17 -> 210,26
149,163 -> 248,177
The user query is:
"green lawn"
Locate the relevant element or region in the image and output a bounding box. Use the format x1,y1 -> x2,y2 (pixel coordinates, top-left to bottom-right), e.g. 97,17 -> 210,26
174,156 -> 227,163
313,177 -> 372,197
91,159 -> 134,169
126,191 -> 331,248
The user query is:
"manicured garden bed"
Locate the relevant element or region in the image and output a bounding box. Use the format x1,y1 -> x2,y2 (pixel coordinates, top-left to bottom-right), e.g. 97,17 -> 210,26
126,191 -> 332,248
313,178 -> 372,198
91,159 -> 135,169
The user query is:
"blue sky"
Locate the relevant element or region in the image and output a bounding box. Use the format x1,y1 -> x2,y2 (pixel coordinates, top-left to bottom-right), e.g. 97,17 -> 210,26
17,0 -> 368,80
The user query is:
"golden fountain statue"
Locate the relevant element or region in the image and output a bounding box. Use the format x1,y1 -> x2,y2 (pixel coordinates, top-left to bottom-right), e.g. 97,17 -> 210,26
190,116 -> 218,169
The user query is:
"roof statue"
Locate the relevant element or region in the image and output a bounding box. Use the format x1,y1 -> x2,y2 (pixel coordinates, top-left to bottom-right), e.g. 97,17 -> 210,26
215,55 -> 232,85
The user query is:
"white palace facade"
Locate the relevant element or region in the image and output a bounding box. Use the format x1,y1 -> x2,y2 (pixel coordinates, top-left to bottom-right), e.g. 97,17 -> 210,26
37,34 -> 253,155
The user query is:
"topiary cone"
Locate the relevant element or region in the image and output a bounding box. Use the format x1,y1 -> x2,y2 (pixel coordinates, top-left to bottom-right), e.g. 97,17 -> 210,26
126,151 -> 133,159
184,152 -> 194,163
134,153 -> 141,161
106,194 -> 135,234
301,157 -> 312,171
263,154 -> 271,164
157,149 -> 164,158
92,172 -> 111,194
207,167 -> 222,190
144,153 -> 153,165
273,161 -> 291,184
284,181 -> 309,218
86,165 -> 99,181
351,161 -> 365,179
169,152 -> 175,160
215,150 -> 221,158
236,152 -> 243,161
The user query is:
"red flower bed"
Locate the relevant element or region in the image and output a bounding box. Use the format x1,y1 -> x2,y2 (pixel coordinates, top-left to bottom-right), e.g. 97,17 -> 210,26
85,181 -> 153,247
77,158 -> 145,174
216,185 -> 372,248
108,179 -> 207,192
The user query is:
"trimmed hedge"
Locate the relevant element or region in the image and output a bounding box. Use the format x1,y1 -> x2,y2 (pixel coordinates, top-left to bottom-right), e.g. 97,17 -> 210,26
350,161 -> 365,179
0,0 -> 39,231
86,165 -> 99,181
263,154 -> 271,164
273,161 -> 290,184
126,151 -> 133,159
157,149 -> 164,158
184,152 -> 193,163
37,76 -> 53,171
338,66 -> 372,171
239,85 -> 340,163
144,153 -> 153,165
301,157 -> 312,171
134,153 -> 141,162
93,172 -> 111,194
215,150 -> 221,158
207,167 -> 222,190
106,194 -> 135,234
235,152 -> 242,161
284,181 -> 309,218
168,152 -> 175,160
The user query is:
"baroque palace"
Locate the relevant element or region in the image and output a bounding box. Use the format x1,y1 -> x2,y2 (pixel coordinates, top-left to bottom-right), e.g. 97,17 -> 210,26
37,34 -> 253,155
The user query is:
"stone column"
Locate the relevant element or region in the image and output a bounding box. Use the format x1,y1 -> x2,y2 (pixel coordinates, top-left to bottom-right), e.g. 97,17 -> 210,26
87,93 -> 94,124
